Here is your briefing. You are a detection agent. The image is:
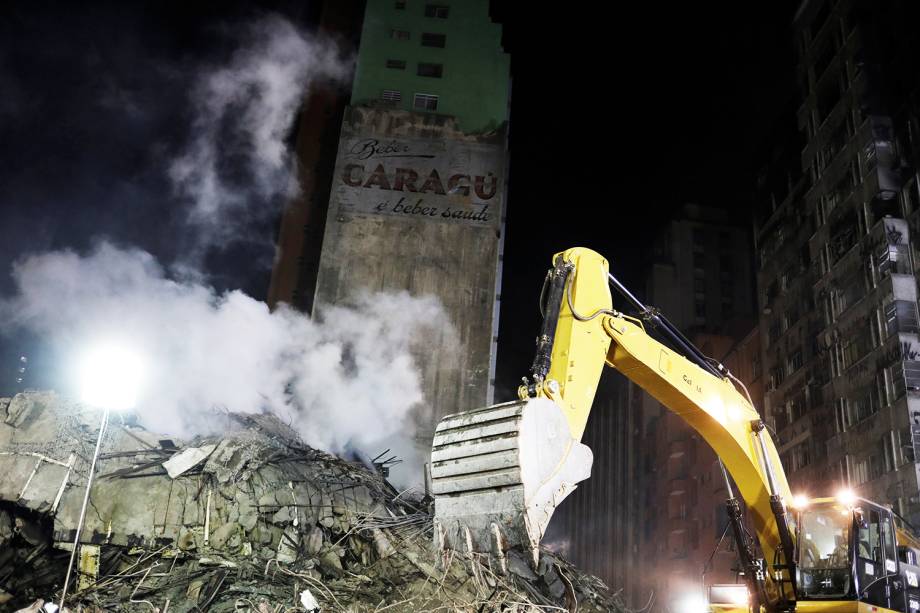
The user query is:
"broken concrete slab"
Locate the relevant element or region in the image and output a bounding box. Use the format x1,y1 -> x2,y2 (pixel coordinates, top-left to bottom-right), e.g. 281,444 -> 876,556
162,443 -> 216,478
0,392 -> 627,612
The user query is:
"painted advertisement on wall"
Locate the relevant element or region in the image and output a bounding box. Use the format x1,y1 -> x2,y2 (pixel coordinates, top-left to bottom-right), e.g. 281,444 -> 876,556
314,108 -> 507,440
330,134 -> 504,228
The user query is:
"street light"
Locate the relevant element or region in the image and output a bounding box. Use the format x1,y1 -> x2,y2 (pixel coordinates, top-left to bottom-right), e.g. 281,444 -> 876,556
59,344 -> 143,610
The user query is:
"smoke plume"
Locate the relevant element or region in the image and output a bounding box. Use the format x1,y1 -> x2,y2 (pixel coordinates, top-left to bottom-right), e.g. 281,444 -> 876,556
1,243 -> 450,469
169,14 -> 351,251
0,15 -> 447,486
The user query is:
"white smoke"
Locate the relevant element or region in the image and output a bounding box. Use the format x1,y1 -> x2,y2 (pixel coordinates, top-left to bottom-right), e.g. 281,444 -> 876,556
169,14 -> 351,247
0,16 -> 447,488
1,243 -> 452,467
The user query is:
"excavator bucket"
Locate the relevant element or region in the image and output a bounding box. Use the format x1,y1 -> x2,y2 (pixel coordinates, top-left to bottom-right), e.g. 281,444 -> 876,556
430,397 -> 593,568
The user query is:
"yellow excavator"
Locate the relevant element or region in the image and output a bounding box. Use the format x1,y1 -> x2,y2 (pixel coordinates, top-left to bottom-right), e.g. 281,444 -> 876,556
429,247 -> 920,613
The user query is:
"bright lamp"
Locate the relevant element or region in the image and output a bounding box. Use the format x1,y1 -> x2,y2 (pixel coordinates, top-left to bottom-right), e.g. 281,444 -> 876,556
78,344 -> 143,410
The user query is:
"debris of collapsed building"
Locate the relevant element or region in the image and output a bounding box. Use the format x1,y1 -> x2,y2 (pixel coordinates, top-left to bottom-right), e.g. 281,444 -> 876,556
0,392 -> 626,612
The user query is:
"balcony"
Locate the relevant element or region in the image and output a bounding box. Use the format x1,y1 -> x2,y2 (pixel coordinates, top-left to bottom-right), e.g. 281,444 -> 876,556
892,360 -> 920,398
885,300 -> 920,335
876,243 -> 912,277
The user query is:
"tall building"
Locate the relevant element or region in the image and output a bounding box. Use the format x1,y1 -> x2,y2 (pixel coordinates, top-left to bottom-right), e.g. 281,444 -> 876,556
637,205 -> 759,611
269,0 -> 510,456
755,0 -> 920,524
648,204 -> 756,336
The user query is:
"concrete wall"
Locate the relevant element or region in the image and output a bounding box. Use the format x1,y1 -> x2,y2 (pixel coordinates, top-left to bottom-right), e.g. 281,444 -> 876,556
312,105 -> 506,443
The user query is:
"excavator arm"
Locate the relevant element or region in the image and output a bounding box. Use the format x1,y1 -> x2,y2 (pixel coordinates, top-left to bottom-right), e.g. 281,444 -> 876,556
430,247 -> 796,609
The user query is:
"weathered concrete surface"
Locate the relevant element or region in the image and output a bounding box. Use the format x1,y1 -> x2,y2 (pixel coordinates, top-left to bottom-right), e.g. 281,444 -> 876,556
0,392 -> 625,612
313,107 -> 506,449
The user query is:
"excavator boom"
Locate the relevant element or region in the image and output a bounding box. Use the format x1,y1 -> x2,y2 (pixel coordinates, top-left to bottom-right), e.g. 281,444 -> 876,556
430,247 -> 795,605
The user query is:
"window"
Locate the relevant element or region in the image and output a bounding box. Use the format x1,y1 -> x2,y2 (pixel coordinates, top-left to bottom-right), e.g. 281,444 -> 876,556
781,264 -> 794,290
413,93 -> 438,111
417,62 -> 443,78
386,59 -> 406,69
391,29 -> 410,40
421,33 -> 446,48
692,227 -> 706,246
768,320 -> 781,344
380,90 -> 402,105
797,504 -> 851,599
425,4 -> 449,18
883,431 -> 900,472
835,398 -> 849,433
902,180 -> 920,214
770,366 -> 786,390
693,275 -> 705,292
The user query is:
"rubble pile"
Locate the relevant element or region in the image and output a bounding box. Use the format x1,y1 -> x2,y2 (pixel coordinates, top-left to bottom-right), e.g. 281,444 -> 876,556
0,392 -> 625,612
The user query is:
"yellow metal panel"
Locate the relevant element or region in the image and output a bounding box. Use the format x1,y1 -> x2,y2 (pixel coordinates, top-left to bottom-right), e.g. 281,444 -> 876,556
539,247 -> 793,588
795,601 -> 859,613
603,312 -> 793,599
544,247 -> 614,440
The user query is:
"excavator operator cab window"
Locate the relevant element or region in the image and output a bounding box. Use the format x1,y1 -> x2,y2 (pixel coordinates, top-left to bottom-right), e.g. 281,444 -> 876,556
797,502 -> 853,599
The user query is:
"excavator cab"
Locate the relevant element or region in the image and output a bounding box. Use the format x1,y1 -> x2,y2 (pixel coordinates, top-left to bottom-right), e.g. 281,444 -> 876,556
794,495 -> 920,613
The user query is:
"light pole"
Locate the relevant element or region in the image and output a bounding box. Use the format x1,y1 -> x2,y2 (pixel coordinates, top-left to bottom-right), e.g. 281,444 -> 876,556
58,344 -> 143,610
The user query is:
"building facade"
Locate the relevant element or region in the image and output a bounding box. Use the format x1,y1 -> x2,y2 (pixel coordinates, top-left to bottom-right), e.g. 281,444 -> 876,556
648,204 -> 756,337
269,0 -> 510,453
755,0 -> 920,524
638,330 -> 764,613
637,205 -> 759,611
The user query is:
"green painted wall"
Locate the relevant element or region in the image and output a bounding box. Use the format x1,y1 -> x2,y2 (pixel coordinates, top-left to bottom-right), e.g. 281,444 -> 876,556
350,0 -> 510,134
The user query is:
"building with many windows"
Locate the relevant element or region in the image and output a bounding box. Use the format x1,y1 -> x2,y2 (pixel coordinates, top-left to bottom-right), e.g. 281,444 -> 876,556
755,0 -> 920,523
647,204 -> 755,336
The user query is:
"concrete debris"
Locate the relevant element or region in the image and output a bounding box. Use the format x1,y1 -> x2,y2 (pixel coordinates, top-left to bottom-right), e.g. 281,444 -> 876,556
0,392 -> 628,611
300,588 -> 320,611
162,444 -> 217,479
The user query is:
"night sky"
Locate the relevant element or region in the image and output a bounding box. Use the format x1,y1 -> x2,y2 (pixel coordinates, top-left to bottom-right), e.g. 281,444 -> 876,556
0,1 -> 798,397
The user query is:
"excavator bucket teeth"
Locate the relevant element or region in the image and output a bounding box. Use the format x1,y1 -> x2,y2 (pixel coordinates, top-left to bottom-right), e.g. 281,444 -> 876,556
430,397 -> 592,567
